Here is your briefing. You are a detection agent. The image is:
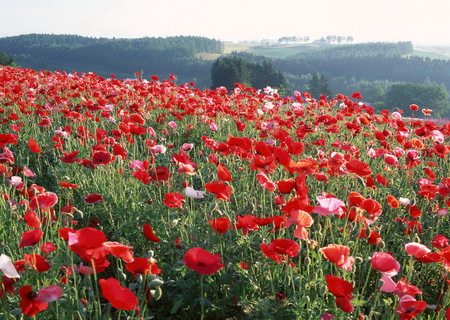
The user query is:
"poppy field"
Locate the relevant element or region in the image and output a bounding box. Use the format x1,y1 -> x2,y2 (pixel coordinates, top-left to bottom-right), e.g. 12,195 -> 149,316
0,66 -> 450,319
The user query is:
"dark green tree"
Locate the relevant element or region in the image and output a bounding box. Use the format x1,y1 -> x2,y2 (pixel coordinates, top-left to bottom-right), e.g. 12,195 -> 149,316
319,73 -> 333,98
307,72 -> 321,98
211,56 -> 251,90
385,82 -> 450,117
0,50 -> 16,66
308,73 -> 332,98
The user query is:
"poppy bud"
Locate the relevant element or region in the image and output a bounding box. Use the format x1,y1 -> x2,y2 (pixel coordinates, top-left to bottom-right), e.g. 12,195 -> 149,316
149,279 -> 164,288
304,257 -> 311,267
152,287 -> 163,300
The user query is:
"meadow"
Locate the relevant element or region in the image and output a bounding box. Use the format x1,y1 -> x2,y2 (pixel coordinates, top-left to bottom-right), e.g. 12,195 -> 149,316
0,66 -> 449,319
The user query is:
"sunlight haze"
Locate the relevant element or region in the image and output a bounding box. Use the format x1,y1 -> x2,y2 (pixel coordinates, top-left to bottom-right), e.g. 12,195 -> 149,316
1,0 -> 450,45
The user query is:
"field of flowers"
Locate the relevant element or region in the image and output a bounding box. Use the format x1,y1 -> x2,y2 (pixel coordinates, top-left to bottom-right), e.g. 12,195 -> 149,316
0,66 -> 449,319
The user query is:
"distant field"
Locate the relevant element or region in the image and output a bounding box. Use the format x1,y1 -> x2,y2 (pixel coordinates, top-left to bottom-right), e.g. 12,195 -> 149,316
414,45 -> 450,58
198,43 -> 319,60
197,43 -> 450,61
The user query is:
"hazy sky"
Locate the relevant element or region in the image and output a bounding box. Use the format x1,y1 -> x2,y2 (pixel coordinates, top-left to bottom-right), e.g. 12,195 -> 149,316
1,0 -> 450,45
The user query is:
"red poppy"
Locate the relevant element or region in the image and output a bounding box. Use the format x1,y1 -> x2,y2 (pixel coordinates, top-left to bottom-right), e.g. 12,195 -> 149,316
143,223 -> 160,243
260,238 -> 299,264
396,295 -> 427,319
287,210 -> 314,239
217,163 -> 233,181
132,170 -> 151,185
205,181 -> 232,201
325,274 -> 354,312
277,179 -> 296,194
150,166 -> 171,181
29,192 -> 58,210
183,247 -> 225,275
370,252 -> 400,276
19,229 -> 44,248
209,217 -> 231,234
19,285 -> 49,316
28,138 -> 41,153
99,278 -> 139,310
256,172 -> 277,191
409,104 -> 419,111
60,181 -> 78,188
125,257 -> 162,276
163,192 -> 184,209
103,242 -> 134,263
386,195 -> 399,208
234,214 -> 259,235
320,244 -> 354,271
59,150 -> 80,163
0,133 -> 19,148
23,210 -> 41,228
84,193 -> 104,204
345,159 -> 372,177
351,92 -> 362,99
91,150 -> 115,165
23,254 -> 51,272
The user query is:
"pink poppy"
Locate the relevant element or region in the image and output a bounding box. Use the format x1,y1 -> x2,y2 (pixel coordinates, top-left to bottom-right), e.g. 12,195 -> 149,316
313,196 -> 345,216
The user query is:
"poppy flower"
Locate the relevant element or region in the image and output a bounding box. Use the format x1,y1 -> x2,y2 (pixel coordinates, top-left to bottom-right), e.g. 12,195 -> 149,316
313,196 -> 345,216
320,244 -> 354,271
99,278 -> 139,310
125,257 -> 161,276
19,285 -> 49,316
345,159 -> 372,177
370,252 -> 400,276
286,210 -> 314,239
23,254 -> 51,272
163,192 -> 184,209
28,138 -> 41,153
409,104 -> 419,111
91,151 -> 115,165
396,295 -> 427,319
23,210 -> 42,228
84,193 -> 104,204
256,172 -> 277,191
386,195 -> 399,208
260,238 -> 300,264
60,181 -> 78,188
277,179 -> 296,194
29,192 -> 58,210
234,214 -> 259,235
205,181 -> 232,201
183,247 -> 225,275
0,254 -> 20,278
184,187 -> 205,199
143,223 -> 160,243
19,229 -> 44,248
209,217 -> 230,234
325,274 -> 354,313
217,163 -> 233,181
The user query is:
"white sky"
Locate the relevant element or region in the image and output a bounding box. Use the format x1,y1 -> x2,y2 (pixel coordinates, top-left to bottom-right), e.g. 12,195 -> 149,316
1,0 -> 450,45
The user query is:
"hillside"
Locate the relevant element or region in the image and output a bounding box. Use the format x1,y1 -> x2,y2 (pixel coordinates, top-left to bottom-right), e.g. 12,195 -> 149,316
0,34 -> 223,87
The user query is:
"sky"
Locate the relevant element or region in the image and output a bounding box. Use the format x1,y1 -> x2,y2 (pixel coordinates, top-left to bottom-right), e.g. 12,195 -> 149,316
1,0 -> 450,45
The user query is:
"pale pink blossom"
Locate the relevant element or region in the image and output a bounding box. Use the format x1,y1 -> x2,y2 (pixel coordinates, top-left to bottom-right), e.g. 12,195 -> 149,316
184,187 -> 205,199
313,196 -> 345,216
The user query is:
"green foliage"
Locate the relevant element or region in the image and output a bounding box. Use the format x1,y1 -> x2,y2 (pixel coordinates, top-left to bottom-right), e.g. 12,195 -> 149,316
211,55 -> 287,91
0,34 -> 223,87
0,50 -> 16,66
307,73 -> 333,98
385,82 -> 450,116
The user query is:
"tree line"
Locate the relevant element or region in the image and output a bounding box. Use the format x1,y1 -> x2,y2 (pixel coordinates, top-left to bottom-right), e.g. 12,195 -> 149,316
0,34 -> 222,87
210,56 -> 287,93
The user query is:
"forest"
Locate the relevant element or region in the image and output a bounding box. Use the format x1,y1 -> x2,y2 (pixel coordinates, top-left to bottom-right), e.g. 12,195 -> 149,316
0,34 -> 222,87
1,34 -> 449,115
